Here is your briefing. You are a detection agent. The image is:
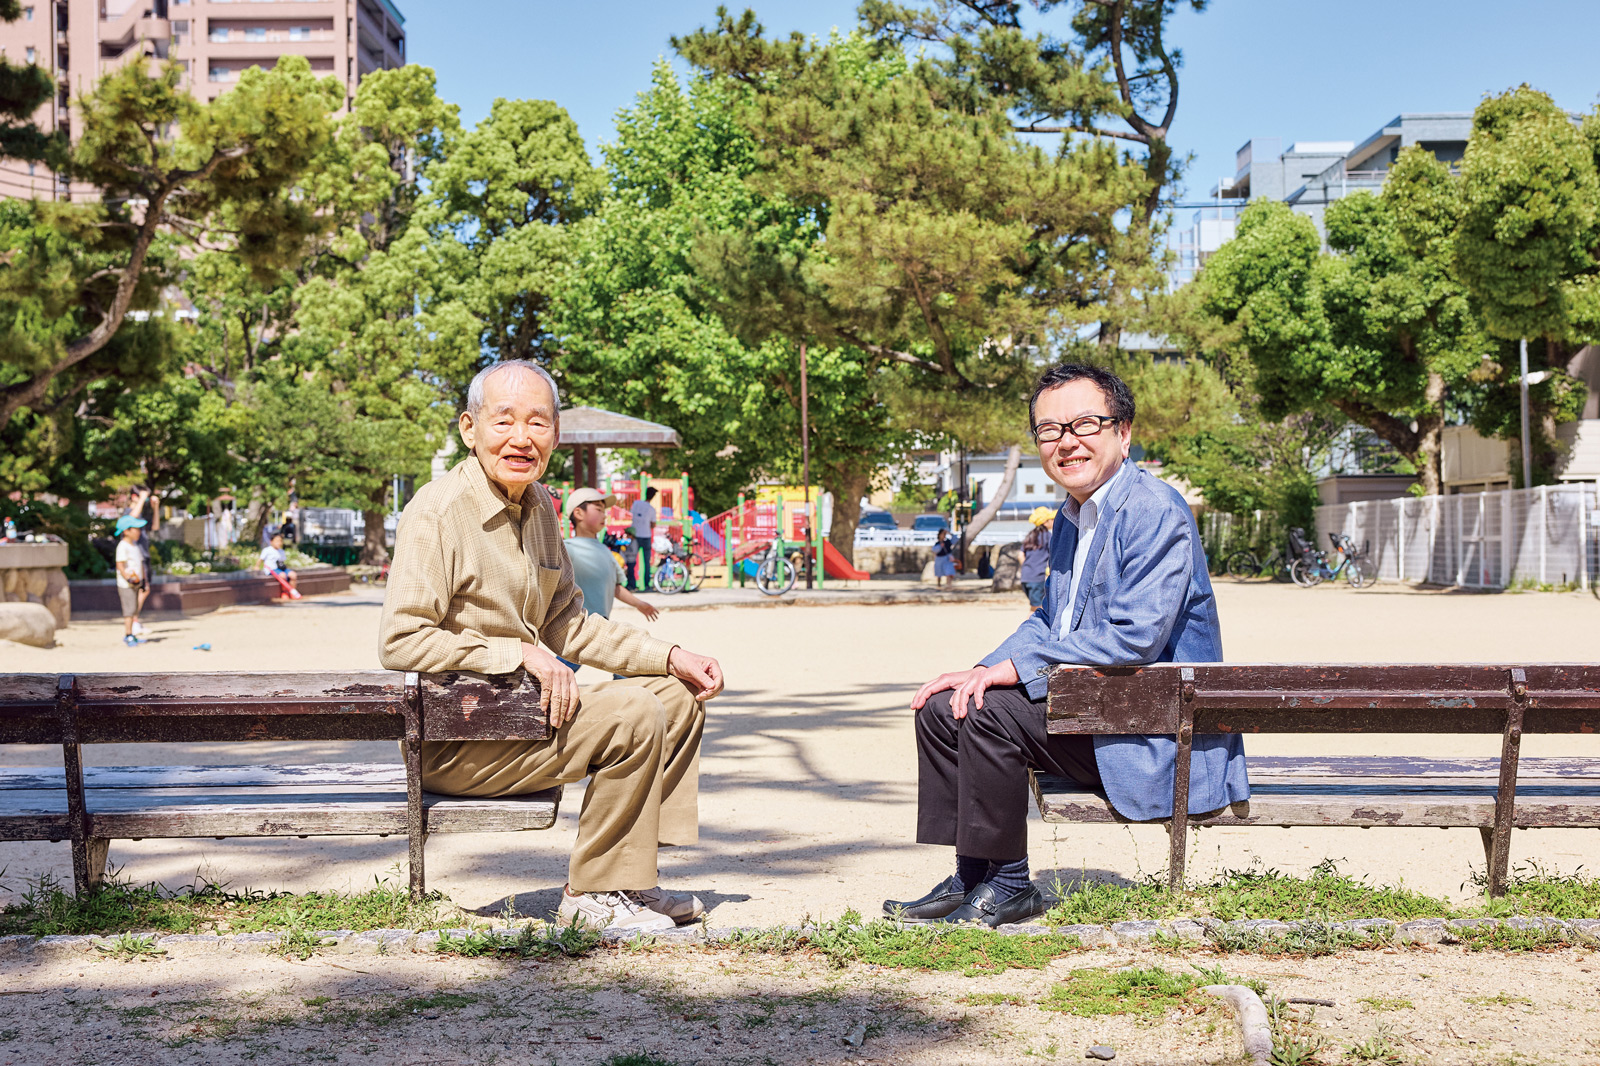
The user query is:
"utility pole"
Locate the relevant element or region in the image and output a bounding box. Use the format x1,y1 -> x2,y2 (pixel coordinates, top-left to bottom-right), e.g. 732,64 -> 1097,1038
1520,338 -> 1533,490
800,342 -> 814,590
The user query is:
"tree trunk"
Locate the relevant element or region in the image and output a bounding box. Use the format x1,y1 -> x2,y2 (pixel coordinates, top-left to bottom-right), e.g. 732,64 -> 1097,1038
1416,371 -> 1446,496
962,444 -> 1022,570
825,468 -> 871,565
362,508 -> 390,566
240,492 -> 269,551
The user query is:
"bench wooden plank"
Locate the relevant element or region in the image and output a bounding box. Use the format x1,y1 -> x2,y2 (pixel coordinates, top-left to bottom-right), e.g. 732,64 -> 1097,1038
0,764 -> 412,790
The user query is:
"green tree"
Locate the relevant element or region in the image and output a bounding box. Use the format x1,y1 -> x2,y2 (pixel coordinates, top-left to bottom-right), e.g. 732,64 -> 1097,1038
859,0 -> 1207,344
557,64 -> 910,544
424,97 -> 603,365
281,65 -> 472,563
0,57 -> 343,436
1452,85 -> 1595,483
1190,158 -> 1486,496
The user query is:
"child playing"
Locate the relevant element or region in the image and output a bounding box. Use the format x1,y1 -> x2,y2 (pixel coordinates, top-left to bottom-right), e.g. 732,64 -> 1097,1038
114,516 -> 148,646
260,532 -> 298,596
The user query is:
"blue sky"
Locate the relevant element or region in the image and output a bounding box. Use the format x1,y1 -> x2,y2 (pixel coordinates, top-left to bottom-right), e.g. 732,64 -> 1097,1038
404,0 -> 1599,199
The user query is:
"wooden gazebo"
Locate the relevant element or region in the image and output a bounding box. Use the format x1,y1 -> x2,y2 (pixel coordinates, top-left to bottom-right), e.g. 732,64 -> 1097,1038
558,406 -> 680,487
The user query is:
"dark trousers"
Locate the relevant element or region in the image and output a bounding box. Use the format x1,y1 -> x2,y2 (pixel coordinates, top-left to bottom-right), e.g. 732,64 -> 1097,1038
639,541 -> 653,590
916,685 -> 1102,862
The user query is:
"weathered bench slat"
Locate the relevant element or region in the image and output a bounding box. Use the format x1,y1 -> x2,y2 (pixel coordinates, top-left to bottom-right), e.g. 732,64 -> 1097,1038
1045,664 -> 1600,895
0,764 -> 411,790
1,671 -> 553,898
1033,774 -> 1600,828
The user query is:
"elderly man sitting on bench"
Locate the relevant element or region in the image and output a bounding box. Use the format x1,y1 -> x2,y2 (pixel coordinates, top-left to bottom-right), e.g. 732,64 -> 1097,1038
380,359 -> 725,935
887,363 -> 1250,927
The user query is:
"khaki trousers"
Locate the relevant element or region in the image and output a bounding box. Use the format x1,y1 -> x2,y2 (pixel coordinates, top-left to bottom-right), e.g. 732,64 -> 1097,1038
420,674 -> 705,893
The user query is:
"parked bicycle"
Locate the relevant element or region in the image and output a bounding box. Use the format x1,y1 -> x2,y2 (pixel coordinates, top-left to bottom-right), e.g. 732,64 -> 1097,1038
652,541 -> 709,595
753,539 -> 799,597
1222,544 -> 1292,582
1291,532 -> 1377,589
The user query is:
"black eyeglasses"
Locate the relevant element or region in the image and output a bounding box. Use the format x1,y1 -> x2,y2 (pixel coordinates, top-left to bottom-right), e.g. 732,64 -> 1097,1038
1032,415 -> 1119,443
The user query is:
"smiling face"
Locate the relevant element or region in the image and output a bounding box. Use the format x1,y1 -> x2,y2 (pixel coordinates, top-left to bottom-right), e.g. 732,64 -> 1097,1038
1034,378 -> 1132,504
459,366 -> 559,498
572,501 -> 607,538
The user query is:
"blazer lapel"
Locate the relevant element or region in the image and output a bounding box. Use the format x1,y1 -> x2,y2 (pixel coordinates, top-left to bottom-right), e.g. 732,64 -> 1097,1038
1069,460 -> 1141,632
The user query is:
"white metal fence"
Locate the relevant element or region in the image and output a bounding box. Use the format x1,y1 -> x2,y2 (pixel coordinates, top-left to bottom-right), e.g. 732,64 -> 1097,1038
1316,484 -> 1599,590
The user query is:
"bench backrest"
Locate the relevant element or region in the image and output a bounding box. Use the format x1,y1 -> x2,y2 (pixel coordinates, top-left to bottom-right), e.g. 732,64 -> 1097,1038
0,670 -> 550,745
1047,664 -> 1600,735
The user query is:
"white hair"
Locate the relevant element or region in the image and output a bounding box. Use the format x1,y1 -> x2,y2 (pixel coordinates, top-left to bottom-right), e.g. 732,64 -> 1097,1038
464,360 -> 561,418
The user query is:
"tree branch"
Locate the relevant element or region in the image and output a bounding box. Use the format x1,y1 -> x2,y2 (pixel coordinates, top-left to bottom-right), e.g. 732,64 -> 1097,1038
1014,122 -> 1147,143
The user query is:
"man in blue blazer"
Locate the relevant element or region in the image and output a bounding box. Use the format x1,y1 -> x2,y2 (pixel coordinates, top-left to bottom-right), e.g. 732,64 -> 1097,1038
886,363 -> 1249,927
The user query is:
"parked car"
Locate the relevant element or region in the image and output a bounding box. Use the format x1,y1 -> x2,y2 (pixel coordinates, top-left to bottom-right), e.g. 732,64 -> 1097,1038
912,514 -> 951,533
857,512 -> 899,530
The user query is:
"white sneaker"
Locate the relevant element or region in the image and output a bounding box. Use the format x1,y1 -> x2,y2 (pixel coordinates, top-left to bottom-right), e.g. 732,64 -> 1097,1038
633,886 -> 704,925
131,620 -> 145,636
557,887 -> 676,934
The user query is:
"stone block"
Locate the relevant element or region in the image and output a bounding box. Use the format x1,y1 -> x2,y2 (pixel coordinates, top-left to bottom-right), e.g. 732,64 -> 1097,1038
0,935 -> 36,958
1228,919 -> 1295,938
0,601 -> 55,648
156,934 -> 229,955
231,933 -> 282,952
1568,919 -> 1600,942
1396,918 -> 1448,944
1503,916 -> 1570,937
1110,920 -> 1165,944
1052,923 -> 1112,947
1337,918 -> 1396,939
34,935 -> 93,956
349,929 -> 416,954
1166,919 -> 1210,941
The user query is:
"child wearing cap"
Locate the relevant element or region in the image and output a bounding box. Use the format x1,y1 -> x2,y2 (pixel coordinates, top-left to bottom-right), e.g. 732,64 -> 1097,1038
114,516 -> 148,645
1019,506 -> 1054,611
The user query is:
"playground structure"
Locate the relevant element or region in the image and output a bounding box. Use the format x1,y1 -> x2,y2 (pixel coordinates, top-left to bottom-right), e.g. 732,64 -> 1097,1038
549,475 -> 869,593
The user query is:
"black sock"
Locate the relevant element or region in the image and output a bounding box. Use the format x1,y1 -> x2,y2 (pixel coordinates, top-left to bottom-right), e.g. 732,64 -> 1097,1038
986,857 -> 1031,900
951,854 -> 989,896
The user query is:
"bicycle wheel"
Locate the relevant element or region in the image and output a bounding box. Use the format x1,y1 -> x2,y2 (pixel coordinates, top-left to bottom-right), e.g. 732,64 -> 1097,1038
1268,553 -> 1293,583
652,556 -> 689,595
686,552 -> 708,592
1290,558 -> 1323,588
756,554 -> 798,597
1224,549 -> 1261,580
1347,558 -> 1377,589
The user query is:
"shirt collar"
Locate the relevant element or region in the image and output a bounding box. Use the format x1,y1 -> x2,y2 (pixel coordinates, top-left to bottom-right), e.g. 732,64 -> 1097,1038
1061,463 -> 1126,530
464,453 -> 534,526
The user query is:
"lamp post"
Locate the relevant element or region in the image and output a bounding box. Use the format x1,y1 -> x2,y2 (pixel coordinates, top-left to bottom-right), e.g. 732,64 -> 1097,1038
1520,339 -> 1533,490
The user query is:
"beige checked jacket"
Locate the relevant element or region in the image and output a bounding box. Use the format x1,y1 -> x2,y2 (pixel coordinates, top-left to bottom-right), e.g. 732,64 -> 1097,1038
379,457 -> 675,677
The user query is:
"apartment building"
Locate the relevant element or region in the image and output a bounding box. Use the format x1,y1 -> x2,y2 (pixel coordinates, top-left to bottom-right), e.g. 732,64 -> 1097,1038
0,0 -> 406,199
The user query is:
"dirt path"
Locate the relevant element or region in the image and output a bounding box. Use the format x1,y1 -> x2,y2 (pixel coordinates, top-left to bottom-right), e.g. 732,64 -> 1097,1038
3,582 -> 1599,926
2,937 -> 1597,1065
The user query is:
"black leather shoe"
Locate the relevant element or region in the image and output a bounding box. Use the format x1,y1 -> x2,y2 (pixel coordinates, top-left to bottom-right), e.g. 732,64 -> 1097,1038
936,882 -> 1048,928
882,876 -> 968,921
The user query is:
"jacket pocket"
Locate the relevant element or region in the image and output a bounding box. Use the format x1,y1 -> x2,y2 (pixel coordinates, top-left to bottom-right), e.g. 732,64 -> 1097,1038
532,563 -> 564,621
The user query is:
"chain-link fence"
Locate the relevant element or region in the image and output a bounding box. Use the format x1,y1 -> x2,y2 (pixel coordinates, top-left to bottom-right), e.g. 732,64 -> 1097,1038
1315,484 -> 1598,590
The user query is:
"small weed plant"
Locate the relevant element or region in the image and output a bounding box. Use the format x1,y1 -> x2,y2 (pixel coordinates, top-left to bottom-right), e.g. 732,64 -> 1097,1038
1037,965 -> 1224,1019
723,910 -> 1084,974
434,920 -> 603,960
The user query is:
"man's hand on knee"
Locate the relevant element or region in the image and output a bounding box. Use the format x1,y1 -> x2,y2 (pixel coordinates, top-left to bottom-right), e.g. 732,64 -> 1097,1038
522,642 -> 581,728
911,660 -> 1020,720
667,647 -> 724,701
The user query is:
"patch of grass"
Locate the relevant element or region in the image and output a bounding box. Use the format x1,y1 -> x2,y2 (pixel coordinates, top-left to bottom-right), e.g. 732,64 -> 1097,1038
1267,998 -> 1327,1066
301,996 -> 331,1008
1155,918 -> 1389,958
434,920 -> 603,960
0,1029 -> 15,1041
961,992 -> 1026,1006
360,991 -> 482,1027
1344,1022 -> 1403,1064
1454,924 -> 1569,953
0,868 -> 456,938
1037,966 -> 1214,1019
723,910 -> 1082,974
603,1055 -> 680,1066
93,932 -> 167,959
1047,860 -> 1450,927
1465,863 -> 1600,919
1463,993 -> 1534,1008
1357,996 -> 1413,1013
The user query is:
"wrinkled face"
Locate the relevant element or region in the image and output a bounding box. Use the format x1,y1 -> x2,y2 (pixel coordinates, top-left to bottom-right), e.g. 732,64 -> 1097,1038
459,367 -> 559,497
1034,378 -> 1132,504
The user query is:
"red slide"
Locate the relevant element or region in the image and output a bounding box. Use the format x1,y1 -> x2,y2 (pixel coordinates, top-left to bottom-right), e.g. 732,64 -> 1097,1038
821,539 -> 871,581
271,571 -> 302,600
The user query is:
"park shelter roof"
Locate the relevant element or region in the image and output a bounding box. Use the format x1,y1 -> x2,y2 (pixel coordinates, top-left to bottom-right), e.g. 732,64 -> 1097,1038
557,406 -> 680,449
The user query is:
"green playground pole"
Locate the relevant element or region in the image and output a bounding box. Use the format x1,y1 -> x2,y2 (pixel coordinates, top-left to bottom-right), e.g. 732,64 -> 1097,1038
813,501 -> 825,589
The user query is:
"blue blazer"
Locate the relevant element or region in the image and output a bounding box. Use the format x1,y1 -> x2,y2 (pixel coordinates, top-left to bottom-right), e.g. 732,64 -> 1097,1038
979,459 -> 1249,820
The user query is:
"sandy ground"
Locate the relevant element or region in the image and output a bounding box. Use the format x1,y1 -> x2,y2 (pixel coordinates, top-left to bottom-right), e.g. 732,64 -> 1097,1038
4,580 -> 1600,922
2,938 -> 1598,1065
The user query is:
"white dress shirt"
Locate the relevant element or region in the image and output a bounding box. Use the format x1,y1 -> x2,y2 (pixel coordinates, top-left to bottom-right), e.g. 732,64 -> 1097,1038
1060,464 -> 1126,636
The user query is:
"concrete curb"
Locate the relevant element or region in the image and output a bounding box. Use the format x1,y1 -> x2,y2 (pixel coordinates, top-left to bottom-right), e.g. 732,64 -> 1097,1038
1,914 -> 1593,960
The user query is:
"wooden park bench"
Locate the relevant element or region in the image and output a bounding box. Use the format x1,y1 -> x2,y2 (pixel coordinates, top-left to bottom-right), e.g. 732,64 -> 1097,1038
1034,664 -> 1600,896
0,671 -> 556,898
